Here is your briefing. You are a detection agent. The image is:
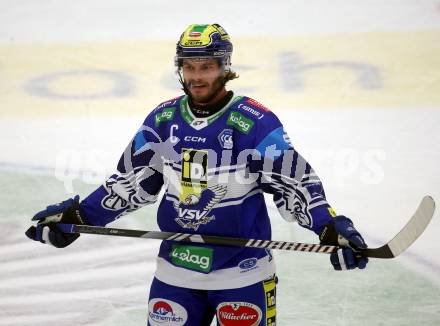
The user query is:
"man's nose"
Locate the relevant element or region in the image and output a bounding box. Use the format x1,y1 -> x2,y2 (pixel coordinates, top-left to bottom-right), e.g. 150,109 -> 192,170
191,69 -> 204,80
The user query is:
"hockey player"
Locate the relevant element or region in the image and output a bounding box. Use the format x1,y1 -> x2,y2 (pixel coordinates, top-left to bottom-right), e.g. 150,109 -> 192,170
26,24 -> 368,325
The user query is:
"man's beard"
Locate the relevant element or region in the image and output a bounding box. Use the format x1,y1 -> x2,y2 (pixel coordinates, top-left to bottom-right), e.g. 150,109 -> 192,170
186,76 -> 225,105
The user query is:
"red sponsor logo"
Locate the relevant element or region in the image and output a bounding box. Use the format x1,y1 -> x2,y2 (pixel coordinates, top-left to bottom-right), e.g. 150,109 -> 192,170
246,98 -> 270,112
189,32 -> 201,37
148,298 -> 187,325
156,96 -> 180,110
152,301 -> 173,315
217,302 -> 262,326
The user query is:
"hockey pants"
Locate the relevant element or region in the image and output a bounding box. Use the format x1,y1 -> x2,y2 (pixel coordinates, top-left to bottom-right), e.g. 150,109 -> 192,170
147,276 -> 277,326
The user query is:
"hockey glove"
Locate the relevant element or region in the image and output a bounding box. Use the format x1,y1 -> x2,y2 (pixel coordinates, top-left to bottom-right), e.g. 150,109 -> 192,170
25,195 -> 86,248
320,215 -> 368,271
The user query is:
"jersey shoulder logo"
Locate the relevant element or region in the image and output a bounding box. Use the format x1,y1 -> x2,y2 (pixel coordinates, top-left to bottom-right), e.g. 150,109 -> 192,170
237,102 -> 266,120
155,107 -> 176,126
245,97 -> 271,112
153,96 -> 182,127
154,96 -> 182,111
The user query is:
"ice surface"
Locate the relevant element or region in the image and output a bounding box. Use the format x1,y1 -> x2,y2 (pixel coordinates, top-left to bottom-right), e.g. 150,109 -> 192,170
1,1 -> 439,325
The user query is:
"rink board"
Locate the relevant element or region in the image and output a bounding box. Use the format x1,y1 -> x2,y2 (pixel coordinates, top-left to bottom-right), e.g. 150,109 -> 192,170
1,30 -> 440,118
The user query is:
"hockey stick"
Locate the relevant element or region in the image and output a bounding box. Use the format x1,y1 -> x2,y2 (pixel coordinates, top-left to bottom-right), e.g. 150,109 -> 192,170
58,196 -> 435,259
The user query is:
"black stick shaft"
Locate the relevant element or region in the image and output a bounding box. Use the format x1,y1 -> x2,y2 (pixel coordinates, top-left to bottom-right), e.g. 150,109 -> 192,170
68,224 -> 338,254
57,196 -> 435,259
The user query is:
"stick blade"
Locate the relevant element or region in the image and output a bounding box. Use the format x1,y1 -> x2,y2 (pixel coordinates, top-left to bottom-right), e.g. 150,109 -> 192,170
364,196 -> 436,258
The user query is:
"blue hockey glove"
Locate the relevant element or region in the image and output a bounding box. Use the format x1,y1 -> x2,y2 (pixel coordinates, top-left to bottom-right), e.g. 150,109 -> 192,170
25,195 -> 86,248
320,215 -> 369,271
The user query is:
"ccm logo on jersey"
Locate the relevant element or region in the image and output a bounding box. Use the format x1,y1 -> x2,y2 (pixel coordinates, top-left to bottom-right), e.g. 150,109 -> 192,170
217,302 -> 262,326
184,136 -> 206,143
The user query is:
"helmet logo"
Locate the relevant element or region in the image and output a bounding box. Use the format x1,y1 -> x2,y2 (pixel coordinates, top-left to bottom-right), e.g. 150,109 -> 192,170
175,23 -> 234,76
187,25 -> 209,39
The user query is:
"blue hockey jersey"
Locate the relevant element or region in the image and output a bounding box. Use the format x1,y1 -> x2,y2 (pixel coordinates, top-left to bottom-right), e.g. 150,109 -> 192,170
80,93 -> 335,290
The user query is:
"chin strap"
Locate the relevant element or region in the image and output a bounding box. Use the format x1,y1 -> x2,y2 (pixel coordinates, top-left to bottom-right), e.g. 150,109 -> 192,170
177,70 -> 190,95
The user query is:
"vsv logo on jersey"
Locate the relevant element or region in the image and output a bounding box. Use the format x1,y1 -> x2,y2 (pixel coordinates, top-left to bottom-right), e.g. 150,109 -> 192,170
170,245 -> 213,273
173,185 -> 227,230
175,149 -> 228,230
227,111 -> 254,135
155,107 -> 176,126
178,207 -> 207,221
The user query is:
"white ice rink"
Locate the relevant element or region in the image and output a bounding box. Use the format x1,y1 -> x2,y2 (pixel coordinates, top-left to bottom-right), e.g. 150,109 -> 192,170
1,1 -> 440,325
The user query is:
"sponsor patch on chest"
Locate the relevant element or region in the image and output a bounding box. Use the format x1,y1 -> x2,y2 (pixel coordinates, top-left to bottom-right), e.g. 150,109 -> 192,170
226,111 -> 254,134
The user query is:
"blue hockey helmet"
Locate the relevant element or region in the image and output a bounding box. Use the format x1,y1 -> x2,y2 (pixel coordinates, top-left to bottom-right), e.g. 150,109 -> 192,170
175,23 -> 233,71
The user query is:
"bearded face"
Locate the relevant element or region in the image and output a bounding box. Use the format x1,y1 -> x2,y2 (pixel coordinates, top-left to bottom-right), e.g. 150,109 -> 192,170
181,58 -> 225,104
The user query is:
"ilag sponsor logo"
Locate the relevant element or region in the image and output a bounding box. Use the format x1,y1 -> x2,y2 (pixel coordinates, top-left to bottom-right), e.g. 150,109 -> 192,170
155,107 -> 176,126
217,302 -> 262,326
148,298 -> 187,325
227,111 -> 254,135
170,245 -> 213,273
